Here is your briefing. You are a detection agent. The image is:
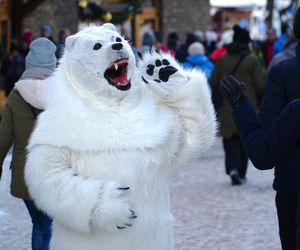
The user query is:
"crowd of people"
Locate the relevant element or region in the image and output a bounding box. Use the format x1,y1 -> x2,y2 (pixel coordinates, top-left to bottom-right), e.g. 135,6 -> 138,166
0,25 -> 70,114
0,6 -> 300,249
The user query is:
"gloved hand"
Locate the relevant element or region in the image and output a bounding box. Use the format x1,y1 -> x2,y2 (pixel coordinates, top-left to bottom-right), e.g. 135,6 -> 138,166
219,75 -> 248,108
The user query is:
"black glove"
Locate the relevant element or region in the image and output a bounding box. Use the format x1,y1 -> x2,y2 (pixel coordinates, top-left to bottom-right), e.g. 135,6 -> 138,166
219,75 -> 248,108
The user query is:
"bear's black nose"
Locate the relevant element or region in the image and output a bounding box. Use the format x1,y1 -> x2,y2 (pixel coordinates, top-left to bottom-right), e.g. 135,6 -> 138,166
112,43 -> 123,51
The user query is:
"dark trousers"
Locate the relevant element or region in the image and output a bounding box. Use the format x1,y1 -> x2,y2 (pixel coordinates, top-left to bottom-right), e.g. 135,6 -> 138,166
296,226 -> 300,250
222,134 -> 248,178
275,192 -> 297,250
23,200 -> 52,250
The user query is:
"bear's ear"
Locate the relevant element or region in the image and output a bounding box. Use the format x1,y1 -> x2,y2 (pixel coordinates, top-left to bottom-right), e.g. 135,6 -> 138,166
102,23 -> 116,32
65,35 -> 79,52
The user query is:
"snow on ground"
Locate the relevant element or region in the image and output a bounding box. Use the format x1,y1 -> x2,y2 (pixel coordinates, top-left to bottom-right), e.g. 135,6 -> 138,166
0,138 -> 280,250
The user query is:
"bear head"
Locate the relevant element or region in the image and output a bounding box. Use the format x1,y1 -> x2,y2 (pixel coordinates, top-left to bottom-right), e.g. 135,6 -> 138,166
64,23 -> 136,95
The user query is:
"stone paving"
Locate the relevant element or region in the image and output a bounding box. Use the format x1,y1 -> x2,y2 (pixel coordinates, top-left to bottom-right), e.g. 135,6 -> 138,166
0,138 -> 280,250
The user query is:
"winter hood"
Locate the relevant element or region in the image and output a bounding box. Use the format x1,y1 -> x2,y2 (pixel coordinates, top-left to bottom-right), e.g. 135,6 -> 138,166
14,67 -> 52,109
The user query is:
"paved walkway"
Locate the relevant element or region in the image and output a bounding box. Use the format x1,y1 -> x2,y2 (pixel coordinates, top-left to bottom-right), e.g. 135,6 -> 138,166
0,139 -> 280,250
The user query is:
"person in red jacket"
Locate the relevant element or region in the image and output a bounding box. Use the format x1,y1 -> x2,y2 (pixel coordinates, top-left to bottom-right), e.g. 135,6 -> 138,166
210,29 -> 233,62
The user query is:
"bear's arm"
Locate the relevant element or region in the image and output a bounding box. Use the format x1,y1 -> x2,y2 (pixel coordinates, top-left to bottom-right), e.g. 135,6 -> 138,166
165,70 -> 217,165
139,52 -> 217,165
25,144 -> 129,233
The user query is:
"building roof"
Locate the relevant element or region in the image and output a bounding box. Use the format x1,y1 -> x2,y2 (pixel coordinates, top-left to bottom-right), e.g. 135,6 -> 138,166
210,0 -> 266,8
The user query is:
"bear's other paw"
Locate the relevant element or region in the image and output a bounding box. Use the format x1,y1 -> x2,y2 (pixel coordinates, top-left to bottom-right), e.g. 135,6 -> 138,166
139,51 -> 188,100
90,182 -> 136,232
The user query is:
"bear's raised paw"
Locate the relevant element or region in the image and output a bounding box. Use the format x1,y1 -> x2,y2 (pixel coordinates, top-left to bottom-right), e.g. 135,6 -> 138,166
138,50 -> 188,99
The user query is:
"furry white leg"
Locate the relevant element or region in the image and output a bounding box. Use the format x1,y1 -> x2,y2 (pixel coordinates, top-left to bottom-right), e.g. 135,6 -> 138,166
25,145 -> 136,234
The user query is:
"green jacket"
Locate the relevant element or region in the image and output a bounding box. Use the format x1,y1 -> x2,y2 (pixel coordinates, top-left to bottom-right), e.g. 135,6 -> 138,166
210,43 -> 265,139
0,89 -> 41,199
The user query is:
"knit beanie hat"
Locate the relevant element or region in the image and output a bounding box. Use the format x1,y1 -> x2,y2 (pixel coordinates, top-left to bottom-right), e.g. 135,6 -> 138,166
293,7 -> 300,39
233,25 -> 251,44
188,42 -> 205,55
142,32 -> 156,46
168,32 -> 179,42
22,32 -> 33,44
26,37 -> 57,70
41,24 -> 52,35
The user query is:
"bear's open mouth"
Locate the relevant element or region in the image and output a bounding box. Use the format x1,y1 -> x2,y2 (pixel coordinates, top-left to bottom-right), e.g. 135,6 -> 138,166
104,58 -> 131,91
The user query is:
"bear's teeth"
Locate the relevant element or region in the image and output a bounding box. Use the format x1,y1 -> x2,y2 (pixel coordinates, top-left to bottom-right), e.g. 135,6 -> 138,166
114,63 -> 118,70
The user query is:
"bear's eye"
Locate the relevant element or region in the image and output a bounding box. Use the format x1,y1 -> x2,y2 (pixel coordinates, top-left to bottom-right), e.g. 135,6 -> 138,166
116,37 -> 122,42
93,43 -> 102,50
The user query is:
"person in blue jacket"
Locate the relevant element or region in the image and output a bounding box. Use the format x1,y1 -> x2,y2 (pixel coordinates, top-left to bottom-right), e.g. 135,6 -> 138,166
182,41 -> 214,79
273,23 -> 289,56
219,75 -> 300,250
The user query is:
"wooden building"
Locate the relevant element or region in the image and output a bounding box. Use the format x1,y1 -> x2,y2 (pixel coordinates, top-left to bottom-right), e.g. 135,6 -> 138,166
0,0 -> 10,53
79,0 -> 211,47
1,0 -> 211,53
0,0 -> 78,54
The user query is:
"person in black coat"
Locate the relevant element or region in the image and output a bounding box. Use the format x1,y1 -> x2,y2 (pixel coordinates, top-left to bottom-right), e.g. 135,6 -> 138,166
258,6 -> 300,132
219,75 -> 300,250
258,40 -> 300,131
253,7 -> 300,249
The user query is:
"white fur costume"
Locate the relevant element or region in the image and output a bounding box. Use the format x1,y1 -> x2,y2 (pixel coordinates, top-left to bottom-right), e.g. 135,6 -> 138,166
25,23 -> 216,250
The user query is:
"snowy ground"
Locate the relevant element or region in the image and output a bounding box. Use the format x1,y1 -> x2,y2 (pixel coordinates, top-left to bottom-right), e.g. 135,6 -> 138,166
0,138 -> 280,250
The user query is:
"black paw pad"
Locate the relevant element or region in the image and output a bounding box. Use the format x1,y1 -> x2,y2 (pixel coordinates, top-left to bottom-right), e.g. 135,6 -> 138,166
147,64 -> 155,69
154,79 -> 161,83
146,69 -> 154,76
162,59 -> 170,65
158,66 -> 178,82
155,60 -> 162,67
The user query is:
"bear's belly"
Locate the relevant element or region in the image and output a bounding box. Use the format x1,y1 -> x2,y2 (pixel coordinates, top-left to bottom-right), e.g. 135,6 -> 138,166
51,148 -> 176,250
51,213 -> 174,250
71,147 -> 173,208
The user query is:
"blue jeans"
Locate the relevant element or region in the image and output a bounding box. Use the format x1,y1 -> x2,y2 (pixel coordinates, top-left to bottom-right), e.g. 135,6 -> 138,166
23,200 -> 52,250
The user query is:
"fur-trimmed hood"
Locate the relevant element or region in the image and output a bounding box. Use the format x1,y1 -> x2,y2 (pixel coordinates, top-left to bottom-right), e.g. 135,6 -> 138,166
14,67 -> 52,109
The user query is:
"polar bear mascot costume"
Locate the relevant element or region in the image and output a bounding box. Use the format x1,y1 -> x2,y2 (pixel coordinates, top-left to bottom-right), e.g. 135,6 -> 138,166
25,23 -> 216,250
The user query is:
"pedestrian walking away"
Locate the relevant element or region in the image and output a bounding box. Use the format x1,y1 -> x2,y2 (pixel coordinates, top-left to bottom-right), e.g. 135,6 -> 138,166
0,37 -> 57,250
210,24 -> 265,185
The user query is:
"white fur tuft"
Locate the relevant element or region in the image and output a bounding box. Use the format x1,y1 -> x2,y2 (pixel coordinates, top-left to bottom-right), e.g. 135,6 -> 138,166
102,23 -> 117,31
